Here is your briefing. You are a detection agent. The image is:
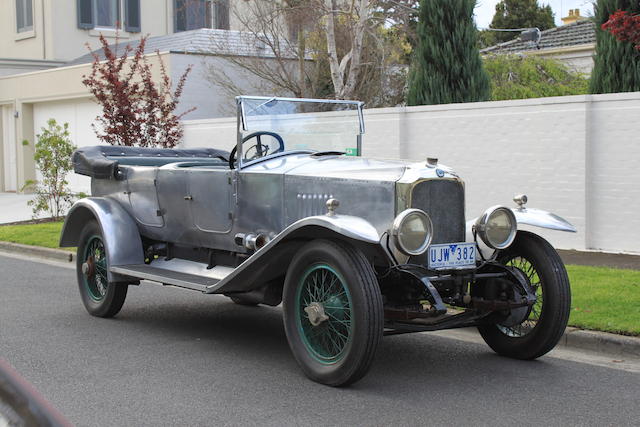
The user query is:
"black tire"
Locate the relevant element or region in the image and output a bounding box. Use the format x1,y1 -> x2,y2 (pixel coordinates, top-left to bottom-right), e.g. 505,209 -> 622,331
478,231 -> 571,360
76,221 -> 128,318
282,239 -> 383,387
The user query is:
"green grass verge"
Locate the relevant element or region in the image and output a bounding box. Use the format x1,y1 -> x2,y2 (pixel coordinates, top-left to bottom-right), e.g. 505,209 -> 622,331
567,265 -> 640,336
0,220 -> 73,251
0,222 -> 637,335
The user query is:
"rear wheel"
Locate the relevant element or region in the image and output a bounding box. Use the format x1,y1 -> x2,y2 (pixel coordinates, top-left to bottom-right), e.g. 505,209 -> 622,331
283,240 -> 383,386
76,221 -> 128,318
478,231 -> 571,359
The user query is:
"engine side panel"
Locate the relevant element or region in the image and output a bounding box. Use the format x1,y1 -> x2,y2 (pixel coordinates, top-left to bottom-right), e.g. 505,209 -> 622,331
283,175 -> 396,236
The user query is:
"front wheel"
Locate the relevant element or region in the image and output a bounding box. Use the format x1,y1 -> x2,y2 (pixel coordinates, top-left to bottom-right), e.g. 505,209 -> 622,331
76,221 -> 128,318
478,231 -> 571,359
283,240 -> 383,386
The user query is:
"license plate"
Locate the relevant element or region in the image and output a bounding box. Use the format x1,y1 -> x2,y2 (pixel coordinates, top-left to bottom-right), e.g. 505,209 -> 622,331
428,242 -> 476,269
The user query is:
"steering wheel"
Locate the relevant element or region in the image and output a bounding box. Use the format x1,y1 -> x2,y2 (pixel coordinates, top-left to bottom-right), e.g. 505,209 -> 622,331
229,131 -> 285,169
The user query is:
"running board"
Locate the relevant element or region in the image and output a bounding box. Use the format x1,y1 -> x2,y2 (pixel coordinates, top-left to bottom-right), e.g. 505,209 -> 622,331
110,259 -> 235,293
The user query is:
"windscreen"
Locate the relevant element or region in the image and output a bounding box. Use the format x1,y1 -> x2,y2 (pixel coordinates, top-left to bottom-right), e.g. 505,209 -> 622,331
239,97 -> 363,160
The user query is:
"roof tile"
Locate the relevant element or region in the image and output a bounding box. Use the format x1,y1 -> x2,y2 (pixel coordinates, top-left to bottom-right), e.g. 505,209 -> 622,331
481,20 -> 596,54
67,28 -> 290,65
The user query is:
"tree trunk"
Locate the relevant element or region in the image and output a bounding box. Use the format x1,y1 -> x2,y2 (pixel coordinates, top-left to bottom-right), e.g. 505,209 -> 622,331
324,0 -> 345,97
343,0 -> 370,97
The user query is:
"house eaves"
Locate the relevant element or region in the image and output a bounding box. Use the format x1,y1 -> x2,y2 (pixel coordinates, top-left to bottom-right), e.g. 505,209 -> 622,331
0,52 -> 172,104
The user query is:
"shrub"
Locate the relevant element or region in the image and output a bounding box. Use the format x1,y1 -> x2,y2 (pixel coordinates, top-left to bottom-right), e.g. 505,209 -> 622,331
484,54 -> 589,100
23,119 -> 80,220
590,0 -> 640,94
602,10 -> 640,49
82,34 -> 195,148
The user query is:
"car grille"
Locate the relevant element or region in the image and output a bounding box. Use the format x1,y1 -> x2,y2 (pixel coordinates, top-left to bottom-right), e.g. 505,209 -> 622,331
409,179 -> 465,264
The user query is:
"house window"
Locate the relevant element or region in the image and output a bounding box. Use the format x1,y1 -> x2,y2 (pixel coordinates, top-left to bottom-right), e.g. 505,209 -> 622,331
175,0 -> 229,32
16,0 -> 34,33
214,0 -> 229,30
77,0 -> 140,32
96,0 -> 120,28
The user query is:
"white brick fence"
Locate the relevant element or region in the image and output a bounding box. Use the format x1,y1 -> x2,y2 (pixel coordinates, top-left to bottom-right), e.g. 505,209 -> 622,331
182,92 -> 640,254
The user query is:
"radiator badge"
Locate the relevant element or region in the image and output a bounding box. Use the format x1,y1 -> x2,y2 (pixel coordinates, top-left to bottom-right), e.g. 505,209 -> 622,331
436,169 -> 445,178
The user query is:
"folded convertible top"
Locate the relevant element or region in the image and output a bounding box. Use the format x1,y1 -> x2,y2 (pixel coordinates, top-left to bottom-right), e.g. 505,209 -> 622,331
73,146 -> 230,179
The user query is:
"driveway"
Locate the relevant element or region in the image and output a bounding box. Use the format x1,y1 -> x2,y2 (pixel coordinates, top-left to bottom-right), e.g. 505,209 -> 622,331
0,193 -> 33,224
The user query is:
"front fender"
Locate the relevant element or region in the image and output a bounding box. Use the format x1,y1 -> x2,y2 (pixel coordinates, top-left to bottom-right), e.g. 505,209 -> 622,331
510,207 -> 576,233
467,207 -> 576,236
466,206 -> 576,258
208,214 -> 385,294
60,198 -> 144,281
285,214 -> 381,243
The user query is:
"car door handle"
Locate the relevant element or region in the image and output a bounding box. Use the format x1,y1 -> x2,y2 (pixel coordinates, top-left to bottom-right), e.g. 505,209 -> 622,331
184,195 -> 193,201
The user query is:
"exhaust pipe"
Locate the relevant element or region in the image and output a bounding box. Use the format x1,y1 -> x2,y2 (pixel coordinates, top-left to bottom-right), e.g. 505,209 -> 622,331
234,233 -> 268,251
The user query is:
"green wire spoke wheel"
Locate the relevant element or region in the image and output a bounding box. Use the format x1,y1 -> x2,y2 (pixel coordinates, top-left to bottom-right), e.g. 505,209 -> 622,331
283,240 -> 383,387
496,256 -> 544,338
295,264 -> 354,364
76,221 -> 128,318
81,236 -> 109,301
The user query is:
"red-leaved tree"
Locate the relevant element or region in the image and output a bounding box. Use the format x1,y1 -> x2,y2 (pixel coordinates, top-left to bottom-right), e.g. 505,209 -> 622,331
602,10 -> 640,50
82,35 -> 195,147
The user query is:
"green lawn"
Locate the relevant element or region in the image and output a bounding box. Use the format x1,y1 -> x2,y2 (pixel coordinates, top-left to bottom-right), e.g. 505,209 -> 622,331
567,265 -> 640,336
0,221 -> 638,335
0,220 -> 71,251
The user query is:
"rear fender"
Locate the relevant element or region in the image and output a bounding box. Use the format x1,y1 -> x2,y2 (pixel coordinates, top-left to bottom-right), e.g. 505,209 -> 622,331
60,198 -> 144,281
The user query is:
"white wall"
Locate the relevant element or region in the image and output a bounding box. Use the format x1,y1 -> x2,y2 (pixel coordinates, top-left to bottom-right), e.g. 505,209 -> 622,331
182,92 -> 640,254
533,48 -> 595,75
173,53 -> 298,120
26,92 -> 640,254
181,116 -> 236,151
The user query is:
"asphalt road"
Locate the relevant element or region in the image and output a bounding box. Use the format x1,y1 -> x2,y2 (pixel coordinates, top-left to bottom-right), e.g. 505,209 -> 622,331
1,254 -> 639,427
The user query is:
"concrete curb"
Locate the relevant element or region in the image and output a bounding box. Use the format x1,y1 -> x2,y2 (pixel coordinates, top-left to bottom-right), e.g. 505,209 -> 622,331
0,242 -> 638,358
441,327 -> 640,359
561,327 -> 640,358
0,242 -> 73,263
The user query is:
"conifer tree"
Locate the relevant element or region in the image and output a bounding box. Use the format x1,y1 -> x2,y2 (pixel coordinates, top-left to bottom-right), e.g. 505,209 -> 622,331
590,0 -> 640,94
407,0 -> 490,106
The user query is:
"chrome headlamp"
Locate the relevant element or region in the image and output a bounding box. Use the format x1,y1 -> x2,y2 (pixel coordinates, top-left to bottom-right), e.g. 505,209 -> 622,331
391,209 -> 433,256
474,206 -> 517,250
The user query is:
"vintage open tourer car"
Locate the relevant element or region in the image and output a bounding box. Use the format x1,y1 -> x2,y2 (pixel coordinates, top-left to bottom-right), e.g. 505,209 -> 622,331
60,96 -> 576,386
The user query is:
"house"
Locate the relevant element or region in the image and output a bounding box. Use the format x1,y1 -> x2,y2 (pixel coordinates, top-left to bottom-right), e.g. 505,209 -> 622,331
0,1 -> 300,193
0,1 -> 241,76
481,10 -> 596,75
